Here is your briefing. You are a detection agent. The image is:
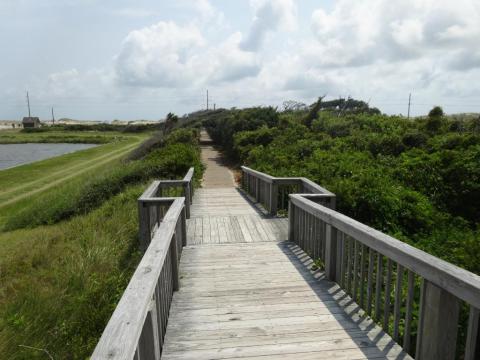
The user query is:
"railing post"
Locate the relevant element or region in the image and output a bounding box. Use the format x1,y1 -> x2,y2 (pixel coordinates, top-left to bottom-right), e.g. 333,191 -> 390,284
170,232 -> 180,291
465,307 -> 480,360
255,178 -> 260,201
330,196 -> 337,210
416,280 -> 460,360
181,207 -> 187,247
288,199 -> 295,242
184,182 -> 191,219
270,181 -> 278,216
138,200 -> 150,253
138,298 -> 161,360
324,225 -> 337,281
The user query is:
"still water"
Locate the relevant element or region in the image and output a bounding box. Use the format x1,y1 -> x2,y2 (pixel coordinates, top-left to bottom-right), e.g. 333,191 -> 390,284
0,143 -> 98,170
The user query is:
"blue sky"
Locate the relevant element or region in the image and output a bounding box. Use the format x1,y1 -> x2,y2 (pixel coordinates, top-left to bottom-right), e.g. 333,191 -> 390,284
1,0 -> 479,121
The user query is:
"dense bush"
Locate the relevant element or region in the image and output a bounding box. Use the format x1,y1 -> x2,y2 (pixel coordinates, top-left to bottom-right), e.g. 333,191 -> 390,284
204,105 -> 480,274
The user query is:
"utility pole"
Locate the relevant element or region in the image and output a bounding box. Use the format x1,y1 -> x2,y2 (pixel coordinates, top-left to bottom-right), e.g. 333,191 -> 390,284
26,91 -> 31,117
214,103 -> 216,111
206,89 -> 209,110
407,93 -> 412,119
51,107 -> 55,125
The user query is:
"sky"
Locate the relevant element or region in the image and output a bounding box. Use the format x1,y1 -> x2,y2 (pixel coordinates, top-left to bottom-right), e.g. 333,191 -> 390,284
1,0 -> 479,121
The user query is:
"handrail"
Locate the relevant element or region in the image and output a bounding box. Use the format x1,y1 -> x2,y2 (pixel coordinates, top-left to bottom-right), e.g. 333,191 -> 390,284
92,168 -> 194,359
244,166 -> 480,360
138,167 -> 194,251
290,194 -> 480,308
240,166 -> 335,214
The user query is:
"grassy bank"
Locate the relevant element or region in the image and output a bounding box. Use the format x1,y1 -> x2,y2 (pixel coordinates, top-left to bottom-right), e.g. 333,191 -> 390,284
0,129 -> 130,144
0,128 -> 203,359
0,135 -> 147,229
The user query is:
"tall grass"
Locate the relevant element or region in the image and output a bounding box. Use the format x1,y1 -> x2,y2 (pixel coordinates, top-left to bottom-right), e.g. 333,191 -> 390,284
0,185 -> 144,359
0,127 -> 203,358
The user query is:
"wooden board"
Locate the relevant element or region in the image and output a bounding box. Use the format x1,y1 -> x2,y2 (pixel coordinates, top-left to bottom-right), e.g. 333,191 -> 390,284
162,242 -> 412,360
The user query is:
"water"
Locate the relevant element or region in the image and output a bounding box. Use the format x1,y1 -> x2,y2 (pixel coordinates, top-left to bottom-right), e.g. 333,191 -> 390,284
0,143 -> 98,170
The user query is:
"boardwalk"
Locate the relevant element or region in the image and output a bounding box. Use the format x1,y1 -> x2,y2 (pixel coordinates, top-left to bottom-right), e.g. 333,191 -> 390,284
161,135 -> 410,359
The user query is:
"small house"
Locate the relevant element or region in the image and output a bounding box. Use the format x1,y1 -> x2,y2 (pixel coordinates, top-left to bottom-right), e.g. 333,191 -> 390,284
22,117 -> 41,128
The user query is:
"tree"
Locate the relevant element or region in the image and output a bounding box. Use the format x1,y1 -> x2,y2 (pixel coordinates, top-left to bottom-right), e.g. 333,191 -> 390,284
428,106 -> 444,118
282,100 -> 308,112
304,96 -> 325,128
164,112 -> 179,134
425,106 -> 446,134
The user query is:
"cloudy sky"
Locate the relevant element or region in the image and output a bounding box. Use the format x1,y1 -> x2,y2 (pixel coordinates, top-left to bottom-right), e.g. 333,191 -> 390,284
1,0 -> 479,121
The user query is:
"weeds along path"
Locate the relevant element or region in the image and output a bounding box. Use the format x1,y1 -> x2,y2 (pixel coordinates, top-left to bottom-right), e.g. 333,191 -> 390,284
0,140 -> 141,198
0,142 -> 139,209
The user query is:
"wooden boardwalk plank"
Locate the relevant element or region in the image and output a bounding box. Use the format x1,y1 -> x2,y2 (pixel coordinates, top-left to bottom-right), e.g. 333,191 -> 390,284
162,139 -> 409,360
162,242 -> 411,360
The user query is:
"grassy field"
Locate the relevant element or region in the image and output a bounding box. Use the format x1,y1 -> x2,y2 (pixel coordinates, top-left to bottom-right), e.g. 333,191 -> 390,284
0,127 -> 203,359
0,133 -> 148,229
0,185 -> 145,359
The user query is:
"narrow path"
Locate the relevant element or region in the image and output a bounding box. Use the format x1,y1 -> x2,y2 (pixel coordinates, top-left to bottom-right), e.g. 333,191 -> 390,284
199,131 -> 235,188
162,132 -> 410,359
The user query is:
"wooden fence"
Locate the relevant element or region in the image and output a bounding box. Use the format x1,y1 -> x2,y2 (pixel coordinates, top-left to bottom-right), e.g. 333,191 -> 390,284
241,166 -> 480,360
241,166 -> 336,214
91,168 -> 194,360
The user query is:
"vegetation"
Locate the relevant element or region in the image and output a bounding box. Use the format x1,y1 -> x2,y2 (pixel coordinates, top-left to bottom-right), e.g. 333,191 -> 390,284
204,104 -> 480,275
0,126 -> 203,358
0,135 -> 146,229
0,129 -> 126,144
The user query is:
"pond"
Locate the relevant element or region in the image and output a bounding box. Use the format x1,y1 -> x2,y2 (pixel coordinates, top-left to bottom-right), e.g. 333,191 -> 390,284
0,143 -> 98,170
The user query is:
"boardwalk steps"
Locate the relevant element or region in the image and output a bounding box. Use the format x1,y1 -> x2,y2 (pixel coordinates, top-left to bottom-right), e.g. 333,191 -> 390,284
92,137 -> 480,360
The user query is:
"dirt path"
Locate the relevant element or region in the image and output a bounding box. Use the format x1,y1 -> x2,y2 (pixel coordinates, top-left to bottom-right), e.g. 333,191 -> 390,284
199,131 -> 236,188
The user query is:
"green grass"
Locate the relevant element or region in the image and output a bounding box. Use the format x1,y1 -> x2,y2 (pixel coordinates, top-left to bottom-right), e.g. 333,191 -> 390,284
0,129 -> 129,144
0,128 -> 203,359
0,185 -> 144,359
0,135 -> 148,229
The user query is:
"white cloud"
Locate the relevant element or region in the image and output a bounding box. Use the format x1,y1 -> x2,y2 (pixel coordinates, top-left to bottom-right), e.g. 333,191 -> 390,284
310,0 -> 480,68
6,0 -> 480,120
209,33 -> 260,83
240,0 -> 297,51
114,21 -> 260,88
115,22 -> 206,87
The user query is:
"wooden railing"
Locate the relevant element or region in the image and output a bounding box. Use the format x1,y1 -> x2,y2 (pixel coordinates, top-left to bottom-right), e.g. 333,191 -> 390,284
241,166 -> 336,214
138,167 -> 194,252
91,168 -> 194,359
242,167 -> 480,360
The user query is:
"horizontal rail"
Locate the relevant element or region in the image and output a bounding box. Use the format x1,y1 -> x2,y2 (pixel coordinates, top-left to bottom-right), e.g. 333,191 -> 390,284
240,166 -> 335,215
92,198 -> 185,359
290,194 -> 480,309
92,168 -> 195,359
243,165 -> 480,359
138,168 -> 194,250
288,191 -> 480,360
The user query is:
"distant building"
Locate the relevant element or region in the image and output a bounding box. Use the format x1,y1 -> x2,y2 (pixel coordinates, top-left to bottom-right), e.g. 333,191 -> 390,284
22,117 -> 41,128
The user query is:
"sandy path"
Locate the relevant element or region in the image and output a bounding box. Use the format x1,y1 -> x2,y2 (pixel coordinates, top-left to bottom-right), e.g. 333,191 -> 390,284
199,131 -> 235,188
